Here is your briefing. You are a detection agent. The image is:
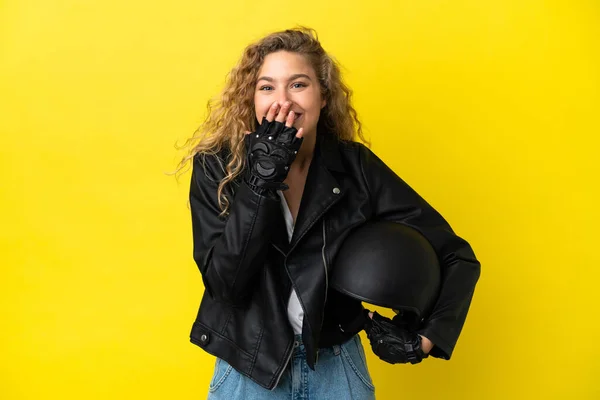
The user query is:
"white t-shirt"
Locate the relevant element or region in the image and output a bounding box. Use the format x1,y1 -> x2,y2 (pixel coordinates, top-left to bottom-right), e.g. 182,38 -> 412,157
277,190 -> 304,335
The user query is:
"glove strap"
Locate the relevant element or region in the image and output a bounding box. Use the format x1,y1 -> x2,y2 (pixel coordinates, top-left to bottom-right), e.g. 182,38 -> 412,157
406,336 -> 429,364
246,175 -> 268,195
245,175 -> 285,199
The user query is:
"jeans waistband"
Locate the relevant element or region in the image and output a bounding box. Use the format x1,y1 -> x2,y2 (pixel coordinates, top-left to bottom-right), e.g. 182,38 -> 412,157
292,334 -> 345,358
292,334 -> 305,356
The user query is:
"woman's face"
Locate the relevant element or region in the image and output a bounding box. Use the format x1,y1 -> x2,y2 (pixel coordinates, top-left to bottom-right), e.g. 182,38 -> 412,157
254,51 -> 326,138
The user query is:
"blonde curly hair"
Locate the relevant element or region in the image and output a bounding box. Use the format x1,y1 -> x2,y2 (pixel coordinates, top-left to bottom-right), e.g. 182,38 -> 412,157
175,27 -> 367,215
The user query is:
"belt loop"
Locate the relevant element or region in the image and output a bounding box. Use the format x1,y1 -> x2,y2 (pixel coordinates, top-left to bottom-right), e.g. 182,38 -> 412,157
333,344 -> 341,356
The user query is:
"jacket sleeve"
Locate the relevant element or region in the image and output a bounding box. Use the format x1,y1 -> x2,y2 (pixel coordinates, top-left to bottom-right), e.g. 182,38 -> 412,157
358,144 -> 481,360
189,152 -> 282,306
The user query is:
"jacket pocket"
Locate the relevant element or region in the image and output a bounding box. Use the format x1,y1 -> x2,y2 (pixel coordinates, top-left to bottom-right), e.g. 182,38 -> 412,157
340,334 -> 375,391
208,358 -> 233,393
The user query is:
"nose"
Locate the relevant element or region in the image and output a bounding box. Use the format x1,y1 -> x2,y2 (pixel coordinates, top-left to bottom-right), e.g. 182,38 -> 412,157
276,91 -> 291,106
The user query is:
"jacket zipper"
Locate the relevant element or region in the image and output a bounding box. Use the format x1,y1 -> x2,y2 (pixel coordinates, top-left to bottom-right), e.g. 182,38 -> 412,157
272,219 -> 330,374
271,245 -> 294,389
321,219 -> 328,308
273,340 -> 294,389
316,219 -> 329,366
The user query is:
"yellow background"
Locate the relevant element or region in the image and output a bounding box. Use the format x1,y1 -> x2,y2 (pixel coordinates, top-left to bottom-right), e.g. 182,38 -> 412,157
1,0 -> 598,398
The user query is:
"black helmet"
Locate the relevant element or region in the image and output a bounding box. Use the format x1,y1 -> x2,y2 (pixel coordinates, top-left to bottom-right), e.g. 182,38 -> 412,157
330,220 -> 441,322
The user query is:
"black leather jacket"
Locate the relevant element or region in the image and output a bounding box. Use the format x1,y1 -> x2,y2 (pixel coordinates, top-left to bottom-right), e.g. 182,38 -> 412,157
188,133 -> 481,390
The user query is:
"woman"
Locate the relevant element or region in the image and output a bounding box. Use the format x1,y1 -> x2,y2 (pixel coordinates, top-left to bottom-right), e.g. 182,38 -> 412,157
179,27 -> 480,399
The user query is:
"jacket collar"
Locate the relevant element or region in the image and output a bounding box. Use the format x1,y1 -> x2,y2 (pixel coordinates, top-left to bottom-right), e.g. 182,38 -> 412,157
285,132 -> 346,251
316,131 -> 346,174
270,130 -> 348,254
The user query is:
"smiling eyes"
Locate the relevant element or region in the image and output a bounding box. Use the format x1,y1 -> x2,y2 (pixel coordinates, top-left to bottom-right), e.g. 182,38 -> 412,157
259,82 -> 308,91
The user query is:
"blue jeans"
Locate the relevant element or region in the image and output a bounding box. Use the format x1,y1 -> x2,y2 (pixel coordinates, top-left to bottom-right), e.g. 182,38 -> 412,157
207,334 -> 376,399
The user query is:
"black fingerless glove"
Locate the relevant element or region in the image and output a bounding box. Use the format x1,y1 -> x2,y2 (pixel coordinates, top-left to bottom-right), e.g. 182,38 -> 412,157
244,117 -> 303,197
364,310 -> 429,365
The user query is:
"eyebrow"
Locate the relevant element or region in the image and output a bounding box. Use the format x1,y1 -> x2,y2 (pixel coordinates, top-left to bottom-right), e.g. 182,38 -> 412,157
257,73 -> 312,83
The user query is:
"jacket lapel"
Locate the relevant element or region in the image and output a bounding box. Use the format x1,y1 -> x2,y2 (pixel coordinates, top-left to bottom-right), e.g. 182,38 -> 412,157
288,134 -> 346,252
